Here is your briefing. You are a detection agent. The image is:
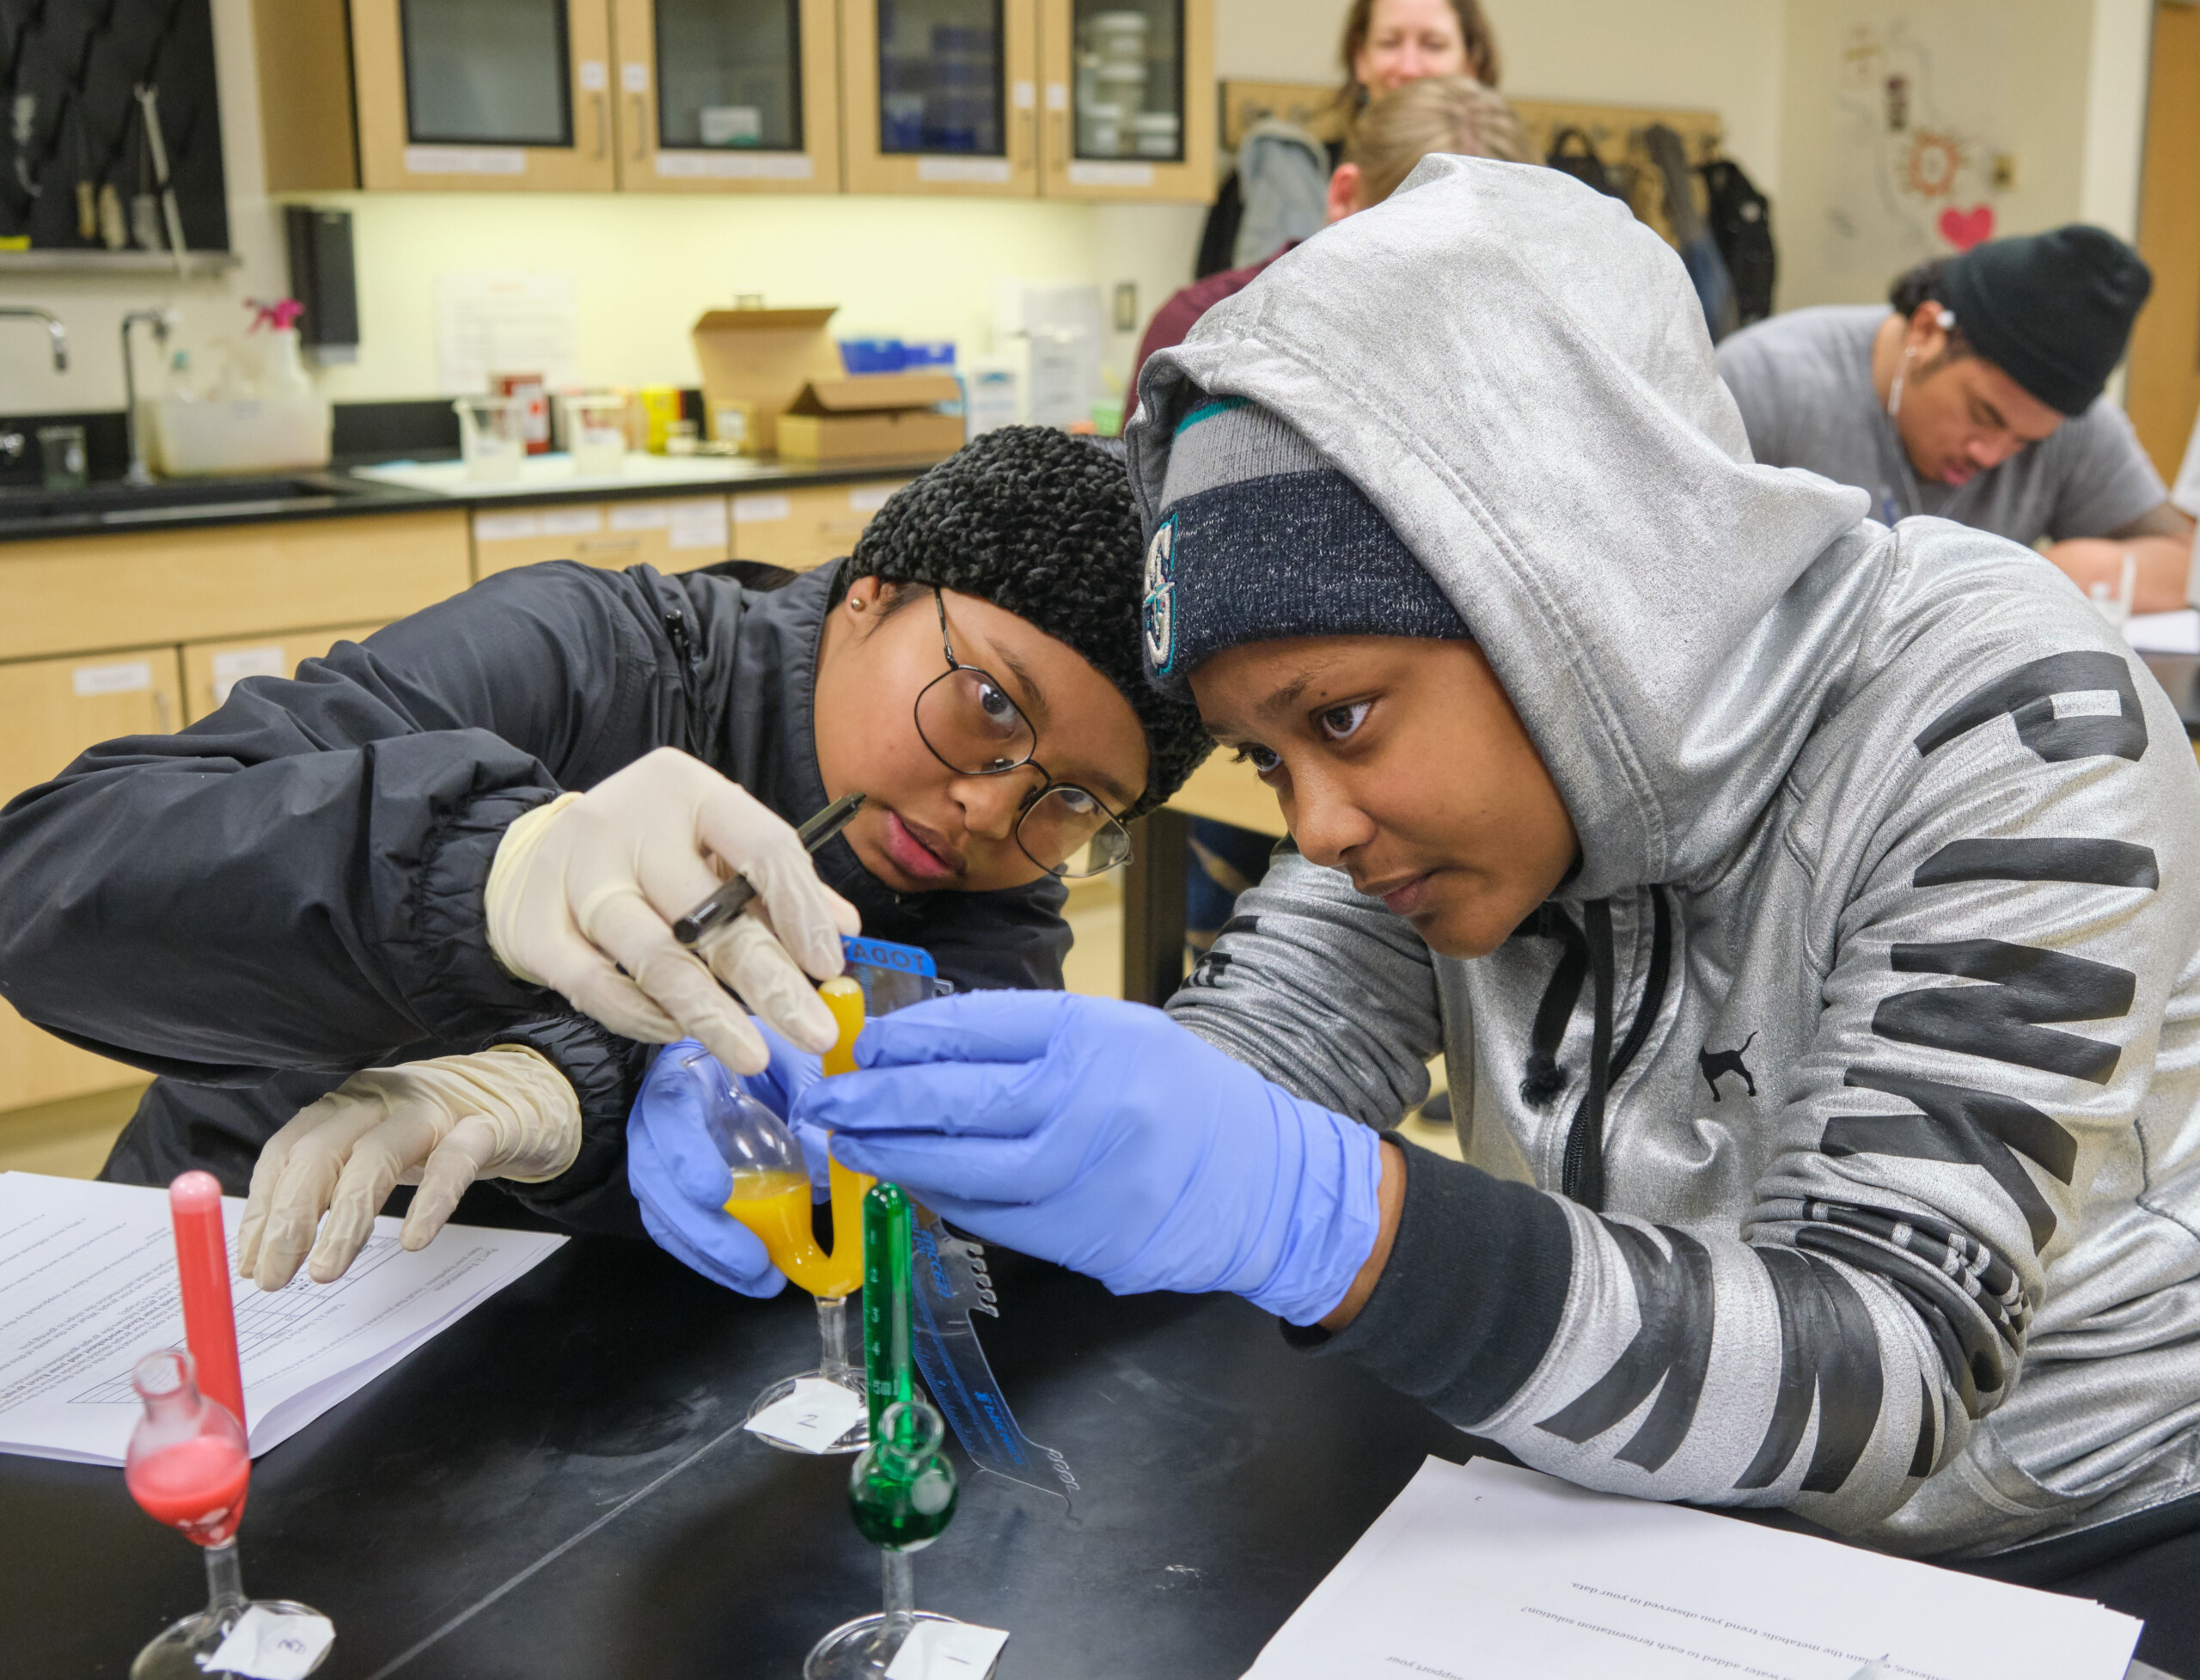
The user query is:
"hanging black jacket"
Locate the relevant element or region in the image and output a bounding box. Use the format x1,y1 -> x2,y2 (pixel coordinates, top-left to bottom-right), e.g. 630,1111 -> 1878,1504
0,559 -> 1069,1231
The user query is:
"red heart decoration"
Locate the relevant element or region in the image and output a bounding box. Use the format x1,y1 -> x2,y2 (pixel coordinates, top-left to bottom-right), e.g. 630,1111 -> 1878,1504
1938,205 -> 1995,252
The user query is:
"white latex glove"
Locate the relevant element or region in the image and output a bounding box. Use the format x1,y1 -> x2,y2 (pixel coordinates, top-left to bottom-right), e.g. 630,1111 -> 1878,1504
236,1045 -> 583,1291
483,748 -> 860,1076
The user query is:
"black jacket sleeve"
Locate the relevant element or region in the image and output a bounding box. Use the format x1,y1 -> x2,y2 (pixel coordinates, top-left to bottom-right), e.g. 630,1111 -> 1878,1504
0,561 -> 687,1083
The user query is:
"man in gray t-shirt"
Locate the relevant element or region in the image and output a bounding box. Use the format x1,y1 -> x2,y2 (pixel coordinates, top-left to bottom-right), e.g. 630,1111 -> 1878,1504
1718,225 -> 2194,614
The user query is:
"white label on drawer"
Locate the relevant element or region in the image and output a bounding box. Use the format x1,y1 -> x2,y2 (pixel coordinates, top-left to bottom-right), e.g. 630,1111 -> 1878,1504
732,493 -> 791,523
670,499 -> 730,552
1046,82 -> 1069,112
474,511 -> 541,542
579,59 -> 608,92
847,484 -> 904,513
917,157 -> 1011,185
622,62 -> 651,92
211,646 -> 286,706
1012,80 -> 1036,110
656,150 -> 814,180
609,503 -> 672,532
74,660 -> 153,697
539,508 -> 603,536
405,146 -> 527,176
1068,161 -> 1155,188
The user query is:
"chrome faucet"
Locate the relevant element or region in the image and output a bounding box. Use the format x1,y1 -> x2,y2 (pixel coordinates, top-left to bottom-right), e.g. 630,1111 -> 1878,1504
119,309 -> 171,486
0,305 -> 68,371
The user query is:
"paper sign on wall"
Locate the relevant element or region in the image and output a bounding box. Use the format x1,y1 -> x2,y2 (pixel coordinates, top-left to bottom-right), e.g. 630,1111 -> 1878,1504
436,272 -> 582,396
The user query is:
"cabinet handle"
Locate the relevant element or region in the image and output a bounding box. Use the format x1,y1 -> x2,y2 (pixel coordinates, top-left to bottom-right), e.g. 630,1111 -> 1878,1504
631,93 -> 648,161
1049,110 -> 1065,172
592,91 -> 607,160
1019,107 -> 1037,168
154,689 -> 171,732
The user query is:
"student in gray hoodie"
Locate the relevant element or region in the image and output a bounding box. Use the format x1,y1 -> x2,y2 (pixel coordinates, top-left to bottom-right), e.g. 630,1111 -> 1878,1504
793,158 -> 2200,1645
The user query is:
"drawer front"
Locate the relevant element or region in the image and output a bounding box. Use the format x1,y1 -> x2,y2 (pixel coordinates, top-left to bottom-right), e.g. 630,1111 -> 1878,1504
0,644 -> 186,1109
473,498 -> 733,579
0,510 -> 470,663
732,480 -> 910,571
180,621 -> 388,723
0,996 -> 151,1113
0,645 -> 185,805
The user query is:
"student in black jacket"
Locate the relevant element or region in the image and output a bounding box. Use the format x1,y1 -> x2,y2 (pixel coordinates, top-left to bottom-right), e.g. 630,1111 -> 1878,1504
0,428 -> 1207,1289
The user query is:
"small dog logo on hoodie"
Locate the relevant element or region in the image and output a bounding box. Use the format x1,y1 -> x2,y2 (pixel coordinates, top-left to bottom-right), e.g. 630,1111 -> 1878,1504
1699,1033 -> 1757,1102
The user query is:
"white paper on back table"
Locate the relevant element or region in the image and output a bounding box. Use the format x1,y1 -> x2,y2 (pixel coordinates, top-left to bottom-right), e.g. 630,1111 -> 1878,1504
1245,1457 -> 2142,1680
0,1173 -> 565,1465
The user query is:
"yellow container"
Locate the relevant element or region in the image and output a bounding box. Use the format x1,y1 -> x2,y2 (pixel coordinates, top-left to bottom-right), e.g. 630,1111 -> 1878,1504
635,385 -> 683,454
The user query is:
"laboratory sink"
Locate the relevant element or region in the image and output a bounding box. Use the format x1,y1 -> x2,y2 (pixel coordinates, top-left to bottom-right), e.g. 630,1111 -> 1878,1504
0,471 -> 423,535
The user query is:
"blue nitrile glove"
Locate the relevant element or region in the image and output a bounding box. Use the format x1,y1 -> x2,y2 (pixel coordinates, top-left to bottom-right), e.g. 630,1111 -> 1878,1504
627,1041 -> 787,1297
737,1020 -> 830,1197
790,992 -> 1385,1325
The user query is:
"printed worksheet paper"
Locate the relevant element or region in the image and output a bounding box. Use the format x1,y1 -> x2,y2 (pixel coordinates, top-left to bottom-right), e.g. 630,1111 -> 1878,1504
0,1173 -> 565,1464
1245,1457 -> 2140,1680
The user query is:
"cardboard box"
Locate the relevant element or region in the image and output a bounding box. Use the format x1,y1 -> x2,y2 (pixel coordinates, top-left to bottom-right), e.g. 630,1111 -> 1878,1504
690,306 -> 847,455
774,374 -> 965,463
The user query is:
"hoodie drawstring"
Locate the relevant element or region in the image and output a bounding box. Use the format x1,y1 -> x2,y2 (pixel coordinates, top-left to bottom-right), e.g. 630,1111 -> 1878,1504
1561,901 -> 1616,1209
1530,888 -> 1671,1213
1519,904 -> 1590,1108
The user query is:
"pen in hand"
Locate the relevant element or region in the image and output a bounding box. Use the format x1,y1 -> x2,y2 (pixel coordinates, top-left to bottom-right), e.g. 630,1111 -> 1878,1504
671,791 -> 866,948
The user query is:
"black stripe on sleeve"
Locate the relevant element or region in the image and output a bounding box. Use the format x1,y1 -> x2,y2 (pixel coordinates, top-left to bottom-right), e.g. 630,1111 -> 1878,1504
1873,940 -> 2132,1085
1828,1068 -> 2075,1252
1913,838 -> 2160,890
1537,1223 -> 1715,1473
1732,1245 -> 1883,1494
1914,651 -> 2146,765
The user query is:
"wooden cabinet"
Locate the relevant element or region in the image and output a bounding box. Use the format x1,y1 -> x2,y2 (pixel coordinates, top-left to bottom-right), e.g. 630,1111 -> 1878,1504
180,624 -> 389,724
1039,0 -> 1213,202
614,0 -> 843,194
350,0 -> 620,192
840,0 -> 1040,197
470,496 -> 733,577
0,510 -> 471,665
731,480 -> 910,570
0,646 -> 186,1112
260,0 -> 1214,202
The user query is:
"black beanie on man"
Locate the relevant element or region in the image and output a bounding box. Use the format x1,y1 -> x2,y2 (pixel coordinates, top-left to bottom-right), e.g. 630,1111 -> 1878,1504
847,425 -> 1211,818
1938,225 -> 2152,417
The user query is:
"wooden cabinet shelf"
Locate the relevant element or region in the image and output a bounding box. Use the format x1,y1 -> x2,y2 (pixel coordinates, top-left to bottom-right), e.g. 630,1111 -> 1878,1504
255,0 -> 1213,204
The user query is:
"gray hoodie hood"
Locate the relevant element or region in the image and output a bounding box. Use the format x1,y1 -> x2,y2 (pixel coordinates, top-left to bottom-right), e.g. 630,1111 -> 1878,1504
1128,155 -> 1870,901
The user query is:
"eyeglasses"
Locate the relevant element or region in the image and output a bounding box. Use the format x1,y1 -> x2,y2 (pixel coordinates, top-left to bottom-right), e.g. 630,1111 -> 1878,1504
913,589 -> 1134,880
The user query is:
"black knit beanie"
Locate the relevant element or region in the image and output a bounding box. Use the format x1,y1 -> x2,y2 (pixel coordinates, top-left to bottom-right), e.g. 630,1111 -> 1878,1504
847,425 -> 1211,818
1939,226 -> 2152,416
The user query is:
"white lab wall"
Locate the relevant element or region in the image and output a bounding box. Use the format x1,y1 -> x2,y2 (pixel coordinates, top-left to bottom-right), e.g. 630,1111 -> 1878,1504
1775,0 -> 2150,312
0,0 -> 2152,412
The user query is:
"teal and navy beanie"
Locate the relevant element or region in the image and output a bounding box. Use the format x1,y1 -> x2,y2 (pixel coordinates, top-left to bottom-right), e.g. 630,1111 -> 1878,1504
1141,395 -> 1470,695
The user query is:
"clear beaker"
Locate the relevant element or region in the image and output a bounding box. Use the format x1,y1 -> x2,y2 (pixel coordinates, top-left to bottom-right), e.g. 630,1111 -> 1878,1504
453,395 -> 524,482
561,393 -> 629,478
38,423 -> 88,491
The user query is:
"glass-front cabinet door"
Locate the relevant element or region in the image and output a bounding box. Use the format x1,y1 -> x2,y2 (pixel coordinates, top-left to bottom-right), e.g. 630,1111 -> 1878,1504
351,0 -> 619,190
841,0 -> 1039,196
613,0 -> 842,192
1040,0 -> 1212,200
